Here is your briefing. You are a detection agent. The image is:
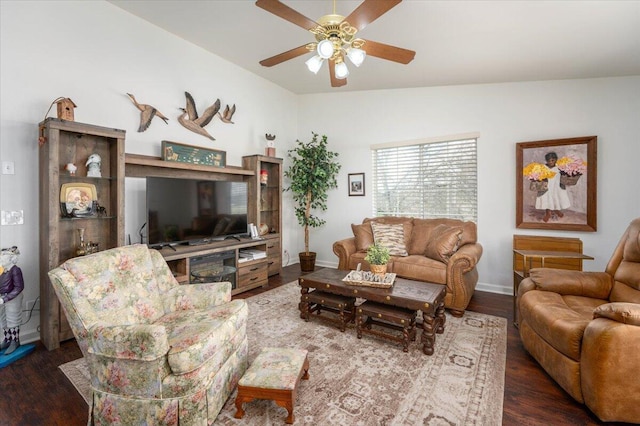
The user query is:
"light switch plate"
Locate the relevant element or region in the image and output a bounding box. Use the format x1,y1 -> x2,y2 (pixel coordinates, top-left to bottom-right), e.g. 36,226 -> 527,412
1,210 -> 24,225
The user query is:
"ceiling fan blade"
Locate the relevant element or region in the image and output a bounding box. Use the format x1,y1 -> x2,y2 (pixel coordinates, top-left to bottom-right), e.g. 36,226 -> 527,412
329,59 -> 347,87
362,39 -> 415,64
259,44 -> 310,67
344,0 -> 402,31
255,0 -> 319,31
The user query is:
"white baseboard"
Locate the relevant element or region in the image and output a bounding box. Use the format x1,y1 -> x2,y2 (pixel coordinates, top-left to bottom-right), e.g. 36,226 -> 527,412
20,330 -> 40,344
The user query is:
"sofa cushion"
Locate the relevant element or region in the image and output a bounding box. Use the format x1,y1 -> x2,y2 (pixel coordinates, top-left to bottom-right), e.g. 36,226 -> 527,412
371,222 -> 408,256
392,255 -> 447,285
424,224 -> 463,263
156,299 -> 248,374
519,290 -> 606,361
351,223 -> 374,252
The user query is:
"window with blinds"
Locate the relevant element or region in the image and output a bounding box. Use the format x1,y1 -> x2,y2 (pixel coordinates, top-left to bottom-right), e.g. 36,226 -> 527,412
372,137 -> 477,221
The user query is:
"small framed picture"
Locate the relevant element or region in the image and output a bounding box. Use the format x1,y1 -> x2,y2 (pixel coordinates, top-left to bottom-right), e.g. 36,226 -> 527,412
348,173 -> 365,196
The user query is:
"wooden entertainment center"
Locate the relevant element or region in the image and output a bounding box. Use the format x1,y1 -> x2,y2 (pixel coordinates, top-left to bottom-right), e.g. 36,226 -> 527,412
39,118 -> 282,349
125,153 -> 283,296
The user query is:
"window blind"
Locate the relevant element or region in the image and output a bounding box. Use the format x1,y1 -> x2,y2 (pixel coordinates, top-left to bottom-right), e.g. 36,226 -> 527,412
372,138 -> 477,221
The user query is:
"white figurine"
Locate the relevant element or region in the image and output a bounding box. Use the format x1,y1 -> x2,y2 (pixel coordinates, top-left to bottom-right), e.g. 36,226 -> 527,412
86,154 -> 102,177
65,163 -> 77,176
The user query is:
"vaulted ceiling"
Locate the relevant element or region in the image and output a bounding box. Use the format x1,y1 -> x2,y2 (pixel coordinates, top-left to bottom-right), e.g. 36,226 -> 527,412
109,1 -> 640,94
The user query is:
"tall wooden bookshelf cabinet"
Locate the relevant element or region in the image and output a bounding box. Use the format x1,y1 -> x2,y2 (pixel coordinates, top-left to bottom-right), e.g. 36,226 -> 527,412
243,155 -> 283,277
38,118 -> 125,350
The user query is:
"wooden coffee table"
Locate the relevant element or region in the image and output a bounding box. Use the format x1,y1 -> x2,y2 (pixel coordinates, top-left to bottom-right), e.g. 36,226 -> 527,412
299,269 -> 446,355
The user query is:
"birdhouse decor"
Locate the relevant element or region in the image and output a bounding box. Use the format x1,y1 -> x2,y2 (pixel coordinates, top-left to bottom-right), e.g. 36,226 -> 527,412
265,133 -> 276,157
56,98 -> 76,121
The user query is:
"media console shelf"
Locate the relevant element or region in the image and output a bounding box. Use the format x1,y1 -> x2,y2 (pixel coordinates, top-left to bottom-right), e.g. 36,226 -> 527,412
159,238 -> 269,295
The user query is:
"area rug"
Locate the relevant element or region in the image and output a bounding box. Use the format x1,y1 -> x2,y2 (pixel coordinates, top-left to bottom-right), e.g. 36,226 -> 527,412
60,281 -> 507,425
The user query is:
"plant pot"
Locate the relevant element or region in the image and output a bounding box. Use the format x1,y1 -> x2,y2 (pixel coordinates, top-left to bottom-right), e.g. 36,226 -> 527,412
299,252 -> 317,272
370,264 -> 388,276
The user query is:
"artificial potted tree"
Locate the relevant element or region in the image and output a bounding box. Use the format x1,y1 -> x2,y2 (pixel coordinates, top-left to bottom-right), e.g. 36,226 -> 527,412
365,243 -> 391,276
284,132 -> 341,272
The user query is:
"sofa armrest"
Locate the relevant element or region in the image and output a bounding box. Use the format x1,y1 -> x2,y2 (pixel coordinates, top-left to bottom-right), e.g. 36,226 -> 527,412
87,323 -> 169,360
593,302 -> 640,326
527,268 -> 613,299
449,243 -> 483,273
164,281 -> 232,312
333,237 -> 357,270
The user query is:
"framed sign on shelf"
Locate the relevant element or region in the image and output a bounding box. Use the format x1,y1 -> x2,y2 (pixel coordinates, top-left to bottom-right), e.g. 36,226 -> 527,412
161,140 -> 226,167
348,173 -> 365,196
516,136 -> 597,231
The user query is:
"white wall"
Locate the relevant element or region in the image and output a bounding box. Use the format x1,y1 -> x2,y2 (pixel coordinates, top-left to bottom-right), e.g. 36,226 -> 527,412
0,1 -> 298,343
297,77 -> 640,294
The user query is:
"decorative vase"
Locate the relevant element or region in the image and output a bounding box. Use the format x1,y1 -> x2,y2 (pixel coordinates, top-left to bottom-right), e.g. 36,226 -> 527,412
76,228 -> 86,257
370,264 -> 387,276
299,252 -> 317,272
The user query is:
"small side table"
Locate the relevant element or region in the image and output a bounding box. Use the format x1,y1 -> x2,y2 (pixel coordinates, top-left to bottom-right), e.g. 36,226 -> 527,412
512,249 -> 593,327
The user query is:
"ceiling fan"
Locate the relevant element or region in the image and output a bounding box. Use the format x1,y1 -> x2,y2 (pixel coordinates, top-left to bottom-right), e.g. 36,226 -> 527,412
255,0 -> 416,87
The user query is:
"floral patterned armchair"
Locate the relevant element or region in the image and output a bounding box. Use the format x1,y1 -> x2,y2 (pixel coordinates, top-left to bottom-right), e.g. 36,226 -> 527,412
48,244 -> 248,425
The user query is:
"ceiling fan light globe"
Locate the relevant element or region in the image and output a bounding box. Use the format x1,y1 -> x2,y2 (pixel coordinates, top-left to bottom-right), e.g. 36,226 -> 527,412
317,39 -> 335,59
347,48 -> 366,67
305,55 -> 324,74
335,61 -> 349,79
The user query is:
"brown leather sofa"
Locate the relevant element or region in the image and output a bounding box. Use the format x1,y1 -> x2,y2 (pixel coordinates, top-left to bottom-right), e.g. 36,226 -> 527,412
518,217 -> 640,423
333,217 -> 483,317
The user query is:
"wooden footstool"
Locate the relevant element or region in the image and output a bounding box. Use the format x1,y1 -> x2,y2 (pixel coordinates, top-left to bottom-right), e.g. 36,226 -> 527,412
302,290 -> 355,332
356,301 -> 417,352
235,347 -> 309,424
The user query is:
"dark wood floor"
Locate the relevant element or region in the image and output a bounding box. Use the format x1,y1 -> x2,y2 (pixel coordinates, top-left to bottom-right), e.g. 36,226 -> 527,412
0,265 -> 630,425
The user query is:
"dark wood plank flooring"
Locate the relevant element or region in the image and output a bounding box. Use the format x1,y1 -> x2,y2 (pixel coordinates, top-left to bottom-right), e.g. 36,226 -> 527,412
0,265 -> 630,425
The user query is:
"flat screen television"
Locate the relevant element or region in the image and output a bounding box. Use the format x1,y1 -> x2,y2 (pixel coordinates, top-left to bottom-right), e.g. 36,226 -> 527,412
146,177 -> 248,247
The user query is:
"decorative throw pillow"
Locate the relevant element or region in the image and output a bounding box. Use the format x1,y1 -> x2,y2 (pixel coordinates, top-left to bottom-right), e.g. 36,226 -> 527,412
424,224 -> 463,263
351,223 -> 374,252
371,222 -> 408,256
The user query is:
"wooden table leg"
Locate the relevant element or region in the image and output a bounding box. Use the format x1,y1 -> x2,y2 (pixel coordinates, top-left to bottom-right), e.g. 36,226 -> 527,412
299,286 -> 309,320
234,394 -> 254,419
435,301 -> 445,334
422,314 -> 436,356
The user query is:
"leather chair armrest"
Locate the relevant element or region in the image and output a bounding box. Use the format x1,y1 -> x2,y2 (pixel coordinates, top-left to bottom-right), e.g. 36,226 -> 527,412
88,323 -> 169,360
593,302 -> 640,326
333,237 -> 357,270
164,281 -> 232,312
527,268 -> 613,299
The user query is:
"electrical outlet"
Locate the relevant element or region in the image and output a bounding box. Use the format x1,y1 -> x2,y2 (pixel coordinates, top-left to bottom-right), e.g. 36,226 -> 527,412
2,161 -> 15,175
283,249 -> 289,257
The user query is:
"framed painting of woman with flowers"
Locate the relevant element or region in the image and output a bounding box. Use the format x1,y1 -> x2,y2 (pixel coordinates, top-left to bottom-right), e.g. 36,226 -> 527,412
516,136 -> 597,231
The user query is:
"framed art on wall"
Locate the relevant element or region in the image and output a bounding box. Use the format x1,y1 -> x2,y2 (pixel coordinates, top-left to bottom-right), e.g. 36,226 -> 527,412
348,173 -> 365,196
516,136 -> 597,231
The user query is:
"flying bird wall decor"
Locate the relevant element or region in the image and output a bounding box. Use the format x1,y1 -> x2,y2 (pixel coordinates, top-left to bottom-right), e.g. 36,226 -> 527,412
178,91 -> 220,141
126,93 -> 168,132
218,104 -> 236,124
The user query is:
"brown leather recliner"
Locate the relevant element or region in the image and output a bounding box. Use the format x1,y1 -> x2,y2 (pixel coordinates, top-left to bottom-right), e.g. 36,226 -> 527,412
518,217 -> 640,423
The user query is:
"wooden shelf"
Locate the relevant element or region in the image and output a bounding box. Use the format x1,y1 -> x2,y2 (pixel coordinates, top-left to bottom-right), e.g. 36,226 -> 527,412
39,118 -> 125,350
125,153 -> 253,178
243,155 -> 283,277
